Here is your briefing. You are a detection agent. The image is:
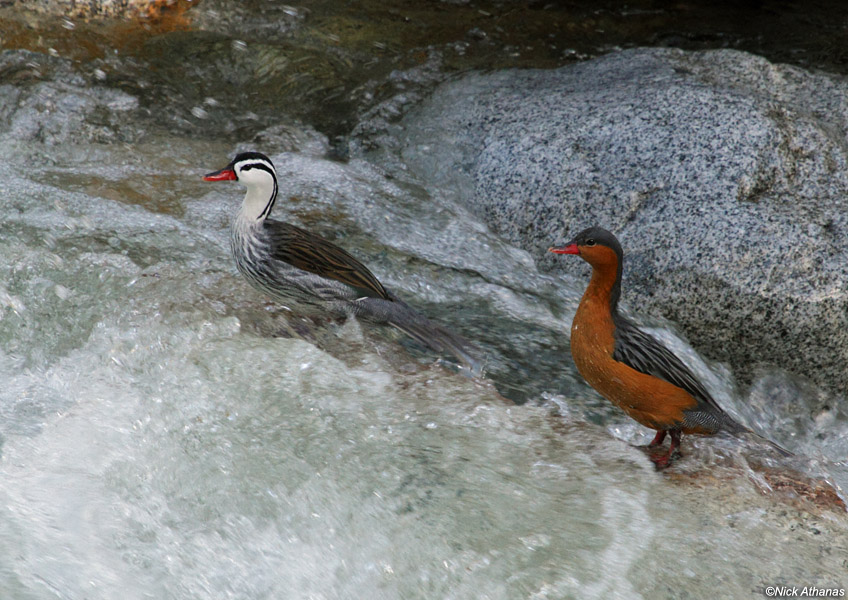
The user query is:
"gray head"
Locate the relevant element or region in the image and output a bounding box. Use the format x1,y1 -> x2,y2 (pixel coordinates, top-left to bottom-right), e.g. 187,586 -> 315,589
549,226 -> 625,309
550,226 -> 623,261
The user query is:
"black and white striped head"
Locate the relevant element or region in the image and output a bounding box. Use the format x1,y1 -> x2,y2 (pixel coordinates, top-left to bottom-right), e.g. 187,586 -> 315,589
204,151 -> 278,221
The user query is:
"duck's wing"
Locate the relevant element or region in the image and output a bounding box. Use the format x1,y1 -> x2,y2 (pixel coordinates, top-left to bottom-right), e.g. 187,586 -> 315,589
612,316 -> 740,427
265,220 -> 391,300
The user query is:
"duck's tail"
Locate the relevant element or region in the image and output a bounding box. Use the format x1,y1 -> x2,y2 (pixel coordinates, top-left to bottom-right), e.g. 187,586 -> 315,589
358,296 -> 485,376
716,412 -> 793,458
740,428 -> 794,458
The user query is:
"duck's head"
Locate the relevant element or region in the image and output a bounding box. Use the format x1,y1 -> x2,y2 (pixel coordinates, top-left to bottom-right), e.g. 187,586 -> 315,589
204,151 -> 278,221
549,226 -> 623,270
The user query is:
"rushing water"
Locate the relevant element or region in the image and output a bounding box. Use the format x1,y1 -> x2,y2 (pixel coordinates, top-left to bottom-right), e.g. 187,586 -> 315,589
1,2 -> 847,599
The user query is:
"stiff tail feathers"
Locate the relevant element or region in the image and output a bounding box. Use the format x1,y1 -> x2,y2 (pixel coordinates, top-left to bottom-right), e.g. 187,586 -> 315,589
739,427 -> 794,458
387,313 -> 485,376
753,431 -> 794,458
721,413 -> 793,458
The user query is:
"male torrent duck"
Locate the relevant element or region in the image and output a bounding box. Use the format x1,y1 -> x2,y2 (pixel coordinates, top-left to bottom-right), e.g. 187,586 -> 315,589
204,151 -> 481,373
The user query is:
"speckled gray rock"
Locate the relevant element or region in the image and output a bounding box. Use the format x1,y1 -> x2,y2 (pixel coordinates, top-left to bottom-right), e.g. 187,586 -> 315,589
392,47 -> 848,395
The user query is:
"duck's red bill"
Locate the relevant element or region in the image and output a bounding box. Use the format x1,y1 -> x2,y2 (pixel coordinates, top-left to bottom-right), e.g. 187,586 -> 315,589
549,243 -> 579,255
203,168 -> 236,181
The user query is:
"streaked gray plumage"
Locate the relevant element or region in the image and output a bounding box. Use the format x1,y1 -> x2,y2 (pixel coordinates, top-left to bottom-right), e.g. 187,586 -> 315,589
205,151 -> 482,373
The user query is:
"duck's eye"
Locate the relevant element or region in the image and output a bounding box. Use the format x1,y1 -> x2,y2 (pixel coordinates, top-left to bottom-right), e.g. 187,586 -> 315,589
241,165 -> 253,171
584,239 -> 596,247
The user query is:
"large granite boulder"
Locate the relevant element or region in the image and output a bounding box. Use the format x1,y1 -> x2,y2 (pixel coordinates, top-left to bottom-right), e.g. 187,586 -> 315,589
393,47 -> 848,396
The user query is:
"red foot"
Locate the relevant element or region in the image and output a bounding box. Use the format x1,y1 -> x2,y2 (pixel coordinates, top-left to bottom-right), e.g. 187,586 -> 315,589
648,430 -> 667,447
648,430 -> 682,469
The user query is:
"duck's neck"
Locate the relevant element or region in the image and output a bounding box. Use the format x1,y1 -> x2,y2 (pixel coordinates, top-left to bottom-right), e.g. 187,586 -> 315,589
237,181 -> 277,226
582,260 -> 622,317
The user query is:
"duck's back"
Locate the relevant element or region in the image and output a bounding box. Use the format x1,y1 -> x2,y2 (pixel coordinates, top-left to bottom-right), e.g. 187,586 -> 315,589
232,219 -> 380,315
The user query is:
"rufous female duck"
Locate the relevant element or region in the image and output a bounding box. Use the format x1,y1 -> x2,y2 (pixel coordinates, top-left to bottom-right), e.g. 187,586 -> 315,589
550,226 -> 790,467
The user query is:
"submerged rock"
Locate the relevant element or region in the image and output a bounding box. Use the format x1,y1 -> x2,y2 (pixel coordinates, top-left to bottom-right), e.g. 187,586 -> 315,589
0,50 -> 141,153
392,47 -> 848,397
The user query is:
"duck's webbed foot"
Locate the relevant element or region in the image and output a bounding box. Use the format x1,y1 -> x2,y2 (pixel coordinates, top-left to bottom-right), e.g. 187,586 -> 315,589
647,430 -> 667,448
649,430 -> 682,469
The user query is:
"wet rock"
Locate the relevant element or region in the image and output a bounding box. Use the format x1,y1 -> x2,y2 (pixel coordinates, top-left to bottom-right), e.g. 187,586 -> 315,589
392,47 -> 848,397
10,0 -> 187,19
0,50 -> 141,153
188,0 -> 302,38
